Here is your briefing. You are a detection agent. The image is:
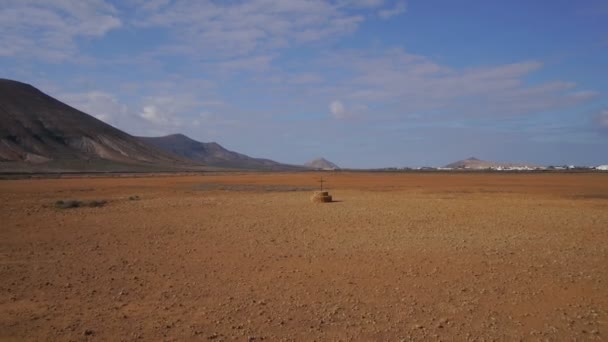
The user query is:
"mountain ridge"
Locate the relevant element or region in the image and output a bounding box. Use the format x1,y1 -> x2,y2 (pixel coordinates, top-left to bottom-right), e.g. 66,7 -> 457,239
0,79 -> 198,171
139,134 -> 304,170
0,78 -> 303,172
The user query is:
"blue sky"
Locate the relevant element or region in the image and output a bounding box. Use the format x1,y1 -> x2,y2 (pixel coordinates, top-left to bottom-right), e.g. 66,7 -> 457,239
1,0 -> 607,167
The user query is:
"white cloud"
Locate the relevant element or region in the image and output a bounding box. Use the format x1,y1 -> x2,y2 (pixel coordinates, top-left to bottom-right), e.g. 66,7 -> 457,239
137,95 -> 199,128
329,100 -> 347,119
288,73 -> 324,85
596,109 -> 608,129
0,0 -> 407,64
135,89 -> 228,133
567,90 -> 600,101
344,0 -> 385,8
317,49 -> 597,118
215,55 -> 275,73
329,100 -> 365,119
140,105 -> 170,125
3,0 -> 600,162
57,88 -> 213,136
378,1 -> 406,19
0,0 -> 121,61
126,0 -> 171,12
133,0 -> 372,59
59,91 -> 129,126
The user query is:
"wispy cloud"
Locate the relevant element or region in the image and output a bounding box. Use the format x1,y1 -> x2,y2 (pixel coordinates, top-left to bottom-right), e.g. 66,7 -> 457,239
378,1 -> 406,19
1,0 -> 604,166
215,55 -> 276,74
316,49 -> 597,119
344,0 -> 386,8
329,100 -> 368,119
329,100 -> 348,119
56,77 -> 225,137
0,0 -> 121,61
130,0 -> 376,59
596,109 -> 608,131
60,91 -> 129,125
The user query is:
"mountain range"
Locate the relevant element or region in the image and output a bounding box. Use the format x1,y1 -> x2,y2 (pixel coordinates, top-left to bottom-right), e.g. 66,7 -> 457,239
139,134 -> 303,170
0,79 -> 200,172
0,79 -> 303,172
3,79 -> 577,173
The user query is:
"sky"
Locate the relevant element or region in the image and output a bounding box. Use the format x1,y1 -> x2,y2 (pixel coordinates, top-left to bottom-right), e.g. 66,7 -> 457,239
1,0 -> 607,168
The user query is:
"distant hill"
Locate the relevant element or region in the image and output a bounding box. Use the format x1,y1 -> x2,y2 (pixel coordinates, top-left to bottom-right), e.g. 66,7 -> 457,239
445,157 -> 539,170
305,158 -> 339,170
445,157 -> 492,169
139,134 -> 303,170
0,79 -> 196,172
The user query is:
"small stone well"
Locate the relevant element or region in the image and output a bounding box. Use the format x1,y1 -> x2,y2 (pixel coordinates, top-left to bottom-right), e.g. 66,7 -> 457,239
311,191 -> 332,203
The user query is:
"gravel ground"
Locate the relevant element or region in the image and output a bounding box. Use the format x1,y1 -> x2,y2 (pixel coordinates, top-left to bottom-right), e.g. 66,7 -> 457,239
1,172 -> 607,341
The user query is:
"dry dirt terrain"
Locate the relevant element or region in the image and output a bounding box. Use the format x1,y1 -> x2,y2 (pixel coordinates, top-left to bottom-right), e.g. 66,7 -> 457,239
1,172 -> 607,341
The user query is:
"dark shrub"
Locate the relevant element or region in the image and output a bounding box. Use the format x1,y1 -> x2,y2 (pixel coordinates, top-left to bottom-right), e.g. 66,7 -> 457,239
55,199 -> 107,209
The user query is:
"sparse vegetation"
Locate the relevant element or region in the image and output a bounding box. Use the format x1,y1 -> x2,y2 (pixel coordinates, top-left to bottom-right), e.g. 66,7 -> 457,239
6,173 -> 607,341
54,199 -> 107,209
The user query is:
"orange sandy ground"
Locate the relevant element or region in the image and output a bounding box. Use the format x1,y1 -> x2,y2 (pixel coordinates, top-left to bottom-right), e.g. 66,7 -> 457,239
1,172 -> 607,341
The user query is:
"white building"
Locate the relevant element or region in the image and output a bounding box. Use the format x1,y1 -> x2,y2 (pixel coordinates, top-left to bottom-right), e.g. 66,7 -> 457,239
596,165 -> 608,171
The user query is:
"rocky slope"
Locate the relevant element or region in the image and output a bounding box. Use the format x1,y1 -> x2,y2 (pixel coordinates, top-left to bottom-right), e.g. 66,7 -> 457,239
0,79 -> 192,170
139,134 -> 303,170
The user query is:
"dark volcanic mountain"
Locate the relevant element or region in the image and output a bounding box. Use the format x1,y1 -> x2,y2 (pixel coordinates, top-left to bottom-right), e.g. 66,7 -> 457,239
0,79 -> 193,171
139,134 -> 303,170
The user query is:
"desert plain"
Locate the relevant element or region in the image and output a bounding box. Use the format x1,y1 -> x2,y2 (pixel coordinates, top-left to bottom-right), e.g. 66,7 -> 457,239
1,172 -> 607,341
